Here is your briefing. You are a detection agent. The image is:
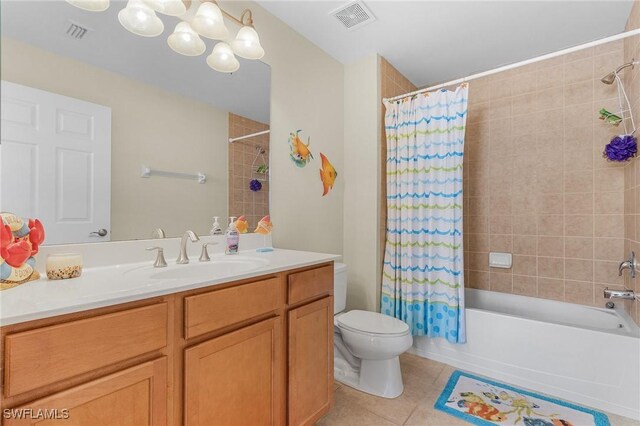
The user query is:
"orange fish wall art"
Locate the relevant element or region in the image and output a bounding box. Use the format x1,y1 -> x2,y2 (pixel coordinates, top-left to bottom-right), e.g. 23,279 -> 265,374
319,152 -> 337,196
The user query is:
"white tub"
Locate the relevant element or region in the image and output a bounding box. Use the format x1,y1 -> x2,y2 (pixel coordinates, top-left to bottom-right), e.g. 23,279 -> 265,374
411,288 -> 640,420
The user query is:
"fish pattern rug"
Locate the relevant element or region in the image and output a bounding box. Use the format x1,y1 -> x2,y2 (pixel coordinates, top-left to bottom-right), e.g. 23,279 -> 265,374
435,371 -> 610,426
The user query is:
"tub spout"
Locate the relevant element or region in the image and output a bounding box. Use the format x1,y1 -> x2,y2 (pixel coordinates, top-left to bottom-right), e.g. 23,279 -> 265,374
603,287 -> 637,300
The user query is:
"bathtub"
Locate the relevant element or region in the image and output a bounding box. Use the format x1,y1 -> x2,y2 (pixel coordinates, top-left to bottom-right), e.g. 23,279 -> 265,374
411,288 -> 640,420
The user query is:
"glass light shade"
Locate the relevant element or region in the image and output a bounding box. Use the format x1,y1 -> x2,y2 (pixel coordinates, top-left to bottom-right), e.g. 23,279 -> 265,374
206,42 -> 239,73
191,2 -> 228,40
167,22 -> 206,56
65,0 -> 110,12
230,26 -> 264,60
118,0 -> 164,37
144,0 -> 186,16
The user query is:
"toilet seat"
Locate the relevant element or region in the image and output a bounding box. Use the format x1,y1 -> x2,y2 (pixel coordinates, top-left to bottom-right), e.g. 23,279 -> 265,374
336,310 -> 410,337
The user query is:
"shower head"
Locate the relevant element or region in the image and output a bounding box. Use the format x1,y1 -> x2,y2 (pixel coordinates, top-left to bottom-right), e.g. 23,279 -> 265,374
601,59 -> 639,85
601,72 -> 617,85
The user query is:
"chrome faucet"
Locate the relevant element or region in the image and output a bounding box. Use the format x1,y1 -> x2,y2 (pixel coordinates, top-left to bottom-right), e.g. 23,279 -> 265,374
177,230 -> 199,264
603,287 -> 637,301
618,251 -> 637,278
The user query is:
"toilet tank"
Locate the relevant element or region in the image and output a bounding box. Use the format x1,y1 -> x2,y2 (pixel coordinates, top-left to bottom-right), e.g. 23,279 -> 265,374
334,263 -> 347,314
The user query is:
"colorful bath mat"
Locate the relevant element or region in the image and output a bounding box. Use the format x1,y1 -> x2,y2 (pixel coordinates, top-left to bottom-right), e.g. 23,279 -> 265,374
435,370 -> 610,426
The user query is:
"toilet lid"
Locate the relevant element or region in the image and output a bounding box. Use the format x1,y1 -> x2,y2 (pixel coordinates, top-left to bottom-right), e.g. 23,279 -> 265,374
337,310 -> 409,336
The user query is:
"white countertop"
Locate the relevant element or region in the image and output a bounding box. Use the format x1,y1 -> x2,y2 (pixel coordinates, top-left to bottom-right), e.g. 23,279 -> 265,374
0,248 -> 339,326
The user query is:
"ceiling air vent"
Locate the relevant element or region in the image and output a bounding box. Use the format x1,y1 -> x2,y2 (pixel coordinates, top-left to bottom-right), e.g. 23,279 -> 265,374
65,21 -> 92,40
329,1 -> 376,31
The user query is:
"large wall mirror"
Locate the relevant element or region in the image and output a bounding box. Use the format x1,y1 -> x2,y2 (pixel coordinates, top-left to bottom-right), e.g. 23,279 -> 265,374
0,0 -> 270,245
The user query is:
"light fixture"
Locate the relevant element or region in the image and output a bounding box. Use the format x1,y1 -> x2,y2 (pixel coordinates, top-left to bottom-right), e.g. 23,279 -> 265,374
191,1 -> 229,40
229,10 -> 264,60
118,0 -> 164,37
144,0 -> 186,17
231,26 -> 264,60
65,0 -> 110,12
168,22 -> 206,56
66,0 -> 264,74
206,42 -> 239,73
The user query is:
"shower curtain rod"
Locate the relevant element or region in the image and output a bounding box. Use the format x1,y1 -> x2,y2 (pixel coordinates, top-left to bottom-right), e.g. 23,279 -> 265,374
383,28 -> 640,103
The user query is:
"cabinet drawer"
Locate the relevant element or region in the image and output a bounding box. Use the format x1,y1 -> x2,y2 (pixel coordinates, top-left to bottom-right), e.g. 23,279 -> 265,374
4,357 -> 168,426
287,264 -> 333,305
184,277 -> 281,339
4,303 -> 168,397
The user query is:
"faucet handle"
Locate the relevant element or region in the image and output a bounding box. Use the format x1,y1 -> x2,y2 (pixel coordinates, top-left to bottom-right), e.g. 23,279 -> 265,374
199,242 -> 218,262
146,246 -> 167,268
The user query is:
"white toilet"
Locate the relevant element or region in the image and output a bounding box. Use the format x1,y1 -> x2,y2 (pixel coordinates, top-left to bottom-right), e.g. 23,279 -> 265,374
333,263 -> 413,398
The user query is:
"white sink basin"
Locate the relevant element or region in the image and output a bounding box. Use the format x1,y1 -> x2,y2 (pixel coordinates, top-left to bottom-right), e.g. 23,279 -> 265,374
147,256 -> 270,280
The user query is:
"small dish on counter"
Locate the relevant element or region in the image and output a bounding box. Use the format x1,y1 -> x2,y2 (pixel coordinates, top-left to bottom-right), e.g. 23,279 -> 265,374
46,253 -> 83,280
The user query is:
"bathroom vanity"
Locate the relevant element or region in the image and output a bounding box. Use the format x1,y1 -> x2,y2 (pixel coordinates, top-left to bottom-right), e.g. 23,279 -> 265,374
0,246 -> 337,426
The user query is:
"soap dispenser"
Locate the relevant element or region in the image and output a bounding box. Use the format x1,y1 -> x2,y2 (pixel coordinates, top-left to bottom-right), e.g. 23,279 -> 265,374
210,216 -> 223,235
225,217 -> 239,255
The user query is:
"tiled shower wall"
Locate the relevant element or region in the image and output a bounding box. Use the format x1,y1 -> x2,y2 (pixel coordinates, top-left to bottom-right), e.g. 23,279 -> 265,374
463,39 -> 628,307
228,113 -> 270,229
622,0 -> 640,325
380,58 -> 417,266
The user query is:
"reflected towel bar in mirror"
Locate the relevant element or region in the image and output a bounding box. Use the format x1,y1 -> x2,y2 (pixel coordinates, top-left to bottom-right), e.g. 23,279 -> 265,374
141,165 -> 206,184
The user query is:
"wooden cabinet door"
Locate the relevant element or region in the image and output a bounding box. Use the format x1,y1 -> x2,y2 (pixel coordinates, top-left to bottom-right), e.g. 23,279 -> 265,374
184,317 -> 284,426
288,296 -> 333,426
4,357 -> 167,426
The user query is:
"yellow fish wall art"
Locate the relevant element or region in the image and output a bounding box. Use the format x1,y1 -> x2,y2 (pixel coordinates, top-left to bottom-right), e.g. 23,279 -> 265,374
289,130 -> 313,167
319,152 -> 337,196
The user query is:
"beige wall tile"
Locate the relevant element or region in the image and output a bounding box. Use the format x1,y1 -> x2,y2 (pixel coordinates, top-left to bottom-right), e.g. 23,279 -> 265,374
538,277 -> 565,299
490,272 -> 513,293
594,192 -> 624,214
564,258 -> 594,282
538,215 -> 564,236
468,270 -> 490,290
513,235 -> 537,255
513,275 -> 537,297
565,193 -> 592,214
594,260 -> 624,285
565,237 -> 594,259
593,238 -> 624,261
565,215 -> 593,237
537,236 -> 564,257
594,214 -> 624,238
513,255 -> 537,276
490,234 -> 513,252
449,37 -> 633,312
538,257 -> 564,279
565,280 -> 594,305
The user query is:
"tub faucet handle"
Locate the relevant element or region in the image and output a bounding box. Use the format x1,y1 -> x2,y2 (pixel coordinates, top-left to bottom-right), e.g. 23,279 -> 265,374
618,251 -> 636,278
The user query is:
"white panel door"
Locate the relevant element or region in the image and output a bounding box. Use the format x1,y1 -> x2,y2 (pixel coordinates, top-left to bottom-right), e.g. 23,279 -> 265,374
1,81 -> 111,244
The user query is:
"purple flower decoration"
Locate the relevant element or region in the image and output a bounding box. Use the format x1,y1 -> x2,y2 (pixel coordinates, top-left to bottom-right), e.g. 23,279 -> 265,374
603,134 -> 638,162
249,179 -> 262,192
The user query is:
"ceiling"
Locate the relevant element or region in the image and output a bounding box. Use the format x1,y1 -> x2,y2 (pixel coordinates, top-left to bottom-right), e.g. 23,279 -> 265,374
258,0 -> 635,88
1,1 -> 270,123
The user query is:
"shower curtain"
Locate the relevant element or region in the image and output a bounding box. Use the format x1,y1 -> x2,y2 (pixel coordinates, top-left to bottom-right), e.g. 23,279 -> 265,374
381,85 -> 468,343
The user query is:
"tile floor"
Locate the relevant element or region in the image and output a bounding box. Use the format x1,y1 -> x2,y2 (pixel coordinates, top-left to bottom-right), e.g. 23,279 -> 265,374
317,353 -> 640,426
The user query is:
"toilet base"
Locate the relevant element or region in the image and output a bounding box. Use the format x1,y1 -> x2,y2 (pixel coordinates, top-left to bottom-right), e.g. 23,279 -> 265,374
334,351 -> 404,399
